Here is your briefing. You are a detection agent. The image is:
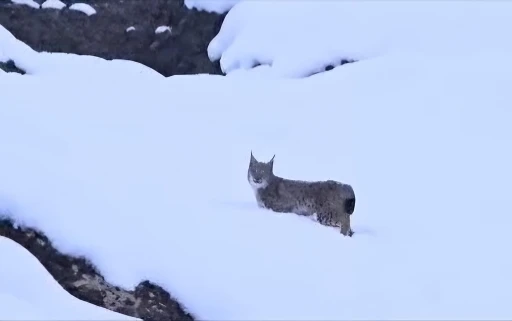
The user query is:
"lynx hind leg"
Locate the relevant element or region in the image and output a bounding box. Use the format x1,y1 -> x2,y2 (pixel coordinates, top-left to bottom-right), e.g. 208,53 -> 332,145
339,213 -> 353,237
315,208 -> 335,227
316,207 -> 353,237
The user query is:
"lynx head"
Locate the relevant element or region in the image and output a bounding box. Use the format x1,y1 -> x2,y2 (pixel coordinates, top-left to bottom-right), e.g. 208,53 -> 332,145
248,151 -> 275,189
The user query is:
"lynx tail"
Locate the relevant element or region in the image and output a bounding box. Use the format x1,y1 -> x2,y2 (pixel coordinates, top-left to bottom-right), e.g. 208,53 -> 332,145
345,197 -> 356,215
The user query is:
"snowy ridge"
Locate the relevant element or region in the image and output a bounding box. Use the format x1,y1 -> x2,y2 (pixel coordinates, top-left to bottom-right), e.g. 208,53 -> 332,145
209,1 -> 512,77
0,236 -> 139,320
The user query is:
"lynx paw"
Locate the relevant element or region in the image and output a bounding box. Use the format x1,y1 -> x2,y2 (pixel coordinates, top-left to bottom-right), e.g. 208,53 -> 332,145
340,227 -> 354,237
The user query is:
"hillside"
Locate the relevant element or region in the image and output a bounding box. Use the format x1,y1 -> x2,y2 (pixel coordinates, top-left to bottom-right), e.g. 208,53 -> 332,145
1,1 -> 512,320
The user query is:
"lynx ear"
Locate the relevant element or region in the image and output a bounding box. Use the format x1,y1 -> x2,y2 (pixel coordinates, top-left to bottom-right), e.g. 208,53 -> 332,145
250,151 -> 257,164
269,154 -> 275,171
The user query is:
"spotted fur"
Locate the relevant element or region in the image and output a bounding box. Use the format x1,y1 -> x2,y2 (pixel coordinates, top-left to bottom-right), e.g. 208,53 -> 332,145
248,152 -> 356,237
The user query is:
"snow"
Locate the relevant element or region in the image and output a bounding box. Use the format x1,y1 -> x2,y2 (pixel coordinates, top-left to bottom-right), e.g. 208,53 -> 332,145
10,0 -> 40,9
1,1 -> 512,320
69,3 -> 97,16
155,26 -> 172,34
41,0 -> 66,10
0,236 -> 139,320
209,1 -> 512,77
185,0 -> 241,14
0,26 -> 161,78
0,50 -> 7,63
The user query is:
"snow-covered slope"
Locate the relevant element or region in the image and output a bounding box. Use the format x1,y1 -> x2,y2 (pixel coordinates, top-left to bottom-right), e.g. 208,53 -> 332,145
1,1 -> 512,320
2,48 -> 512,320
209,1 -> 512,77
0,236 -> 138,320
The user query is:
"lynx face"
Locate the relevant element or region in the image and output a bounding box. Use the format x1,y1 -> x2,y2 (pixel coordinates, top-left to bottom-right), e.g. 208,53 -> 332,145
248,152 -> 275,189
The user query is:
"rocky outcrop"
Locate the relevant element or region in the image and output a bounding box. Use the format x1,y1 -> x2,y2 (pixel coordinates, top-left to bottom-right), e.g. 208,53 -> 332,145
0,0 -> 226,76
0,217 -> 195,321
0,59 -> 26,74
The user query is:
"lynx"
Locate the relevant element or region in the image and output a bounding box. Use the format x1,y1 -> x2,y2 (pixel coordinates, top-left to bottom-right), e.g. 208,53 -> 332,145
247,152 -> 356,237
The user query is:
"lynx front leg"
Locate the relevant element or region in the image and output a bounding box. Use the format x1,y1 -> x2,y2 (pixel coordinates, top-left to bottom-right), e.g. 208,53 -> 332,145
339,213 -> 353,237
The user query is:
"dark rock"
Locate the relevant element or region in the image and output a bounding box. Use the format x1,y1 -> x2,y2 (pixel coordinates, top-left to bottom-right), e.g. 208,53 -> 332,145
324,64 -> 335,72
0,0 -> 226,76
324,59 -> 356,72
340,58 -> 354,66
0,216 -> 195,321
135,281 -> 194,321
0,59 -> 26,74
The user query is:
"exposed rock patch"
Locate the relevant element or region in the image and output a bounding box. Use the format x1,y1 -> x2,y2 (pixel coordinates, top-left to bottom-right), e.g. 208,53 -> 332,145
0,0 -> 226,76
324,59 -> 355,72
307,58 -> 357,77
0,59 -> 26,74
0,216 -> 195,321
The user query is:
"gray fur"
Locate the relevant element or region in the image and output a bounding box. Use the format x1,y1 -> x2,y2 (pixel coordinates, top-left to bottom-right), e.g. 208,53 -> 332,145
247,152 -> 356,237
